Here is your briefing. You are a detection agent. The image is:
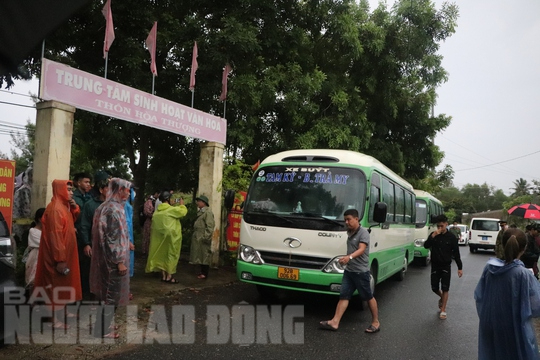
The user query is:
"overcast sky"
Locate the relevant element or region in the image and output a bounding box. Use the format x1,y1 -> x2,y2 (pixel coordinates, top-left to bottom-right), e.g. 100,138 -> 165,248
1,0 -> 539,195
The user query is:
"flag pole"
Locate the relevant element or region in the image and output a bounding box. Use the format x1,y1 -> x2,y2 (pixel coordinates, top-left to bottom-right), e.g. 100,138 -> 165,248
191,89 -> 195,108
39,39 -> 45,99
151,74 -> 155,95
104,53 -> 109,79
223,100 -> 227,119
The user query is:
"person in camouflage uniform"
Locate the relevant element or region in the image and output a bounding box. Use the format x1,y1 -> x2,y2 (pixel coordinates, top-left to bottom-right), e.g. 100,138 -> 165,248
449,221 -> 462,242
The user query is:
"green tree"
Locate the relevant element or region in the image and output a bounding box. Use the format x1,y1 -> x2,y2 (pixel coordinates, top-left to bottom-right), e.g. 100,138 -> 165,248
222,158 -> 253,194
8,122 -> 35,174
10,0 -> 458,201
511,178 -> 532,197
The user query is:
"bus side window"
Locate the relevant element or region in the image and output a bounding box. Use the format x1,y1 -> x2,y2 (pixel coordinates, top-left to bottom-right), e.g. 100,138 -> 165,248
382,177 -> 395,223
369,185 -> 380,223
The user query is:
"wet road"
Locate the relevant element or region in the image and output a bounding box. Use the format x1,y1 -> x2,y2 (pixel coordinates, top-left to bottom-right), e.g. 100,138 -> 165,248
104,247 -> 491,360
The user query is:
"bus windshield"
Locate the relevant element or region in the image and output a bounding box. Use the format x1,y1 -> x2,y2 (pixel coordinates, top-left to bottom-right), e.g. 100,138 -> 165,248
415,199 -> 427,228
244,166 -> 366,229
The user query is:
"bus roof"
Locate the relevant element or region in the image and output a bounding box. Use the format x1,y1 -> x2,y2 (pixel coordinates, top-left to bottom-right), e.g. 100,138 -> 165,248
413,189 -> 442,205
261,149 -> 413,190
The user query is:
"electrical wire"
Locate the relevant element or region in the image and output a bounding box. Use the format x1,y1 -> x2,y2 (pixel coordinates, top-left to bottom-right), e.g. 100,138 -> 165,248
0,89 -> 35,99
0,100 -> 36,109
455,150 -> 540,172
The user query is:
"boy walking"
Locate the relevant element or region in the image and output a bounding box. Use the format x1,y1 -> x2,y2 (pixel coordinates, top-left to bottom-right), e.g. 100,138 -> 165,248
424,214 -> 463,320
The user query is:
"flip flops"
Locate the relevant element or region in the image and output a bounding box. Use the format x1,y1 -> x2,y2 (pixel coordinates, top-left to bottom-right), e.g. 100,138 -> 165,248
439,312 -> 447,320
365,324 -> 381,333
164,278 -> 180,284
319,321 -> 338,331
50,321 -> 70,329
103,332 -> 120,339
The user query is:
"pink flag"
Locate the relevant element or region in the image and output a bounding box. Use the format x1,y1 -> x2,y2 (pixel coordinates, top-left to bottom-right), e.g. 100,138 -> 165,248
189,41 -> 198,91
145,22 -> 158,76
219,63 -> 232,101
102,0 -> 115,59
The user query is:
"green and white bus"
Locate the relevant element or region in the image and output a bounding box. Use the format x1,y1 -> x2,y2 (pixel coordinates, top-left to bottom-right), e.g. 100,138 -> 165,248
413,189 -> 444,266
237,149 -> 416,296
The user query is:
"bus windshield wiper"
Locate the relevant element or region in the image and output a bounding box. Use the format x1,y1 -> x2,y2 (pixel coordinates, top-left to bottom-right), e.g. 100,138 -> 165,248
245,210 -> 293,223
291,212 -> 343,227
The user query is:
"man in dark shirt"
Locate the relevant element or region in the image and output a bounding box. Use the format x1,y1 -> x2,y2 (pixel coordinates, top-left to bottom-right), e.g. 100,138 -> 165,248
424,214 -> 463,320
319,209 -> 380,333
522,224 -> 540,278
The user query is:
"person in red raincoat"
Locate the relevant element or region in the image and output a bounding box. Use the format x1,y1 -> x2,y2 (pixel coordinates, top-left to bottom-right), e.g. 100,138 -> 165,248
33,180 -> 81,329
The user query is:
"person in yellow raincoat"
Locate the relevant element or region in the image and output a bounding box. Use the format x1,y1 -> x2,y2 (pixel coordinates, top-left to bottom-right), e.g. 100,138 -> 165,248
190,195 -> 215,279
145,191 -> 187,283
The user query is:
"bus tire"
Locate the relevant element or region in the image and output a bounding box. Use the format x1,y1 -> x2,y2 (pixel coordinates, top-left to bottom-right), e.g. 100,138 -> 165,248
420,255 -> 430,267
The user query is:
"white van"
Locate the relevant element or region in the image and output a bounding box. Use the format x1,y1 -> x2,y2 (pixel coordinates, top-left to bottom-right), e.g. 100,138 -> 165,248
468,217 -> 500,253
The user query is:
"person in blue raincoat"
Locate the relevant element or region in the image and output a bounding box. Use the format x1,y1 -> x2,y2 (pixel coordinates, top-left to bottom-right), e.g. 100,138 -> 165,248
124,187 -> 136,278
474,228 -> 540,360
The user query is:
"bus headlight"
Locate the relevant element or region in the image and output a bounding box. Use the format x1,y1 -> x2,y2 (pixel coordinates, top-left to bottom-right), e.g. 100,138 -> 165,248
414,238 -> 426,247
239,245 -> 263,264
323,257 -> 346,274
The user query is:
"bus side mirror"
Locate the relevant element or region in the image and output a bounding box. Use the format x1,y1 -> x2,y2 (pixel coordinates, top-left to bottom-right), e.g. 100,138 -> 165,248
373,202 -> 387,223
224,189 -> 236,210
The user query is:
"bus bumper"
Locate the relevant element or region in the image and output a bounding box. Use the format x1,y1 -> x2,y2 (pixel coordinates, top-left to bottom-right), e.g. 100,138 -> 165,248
414,247 -> 429,259
237,261 -> 345,295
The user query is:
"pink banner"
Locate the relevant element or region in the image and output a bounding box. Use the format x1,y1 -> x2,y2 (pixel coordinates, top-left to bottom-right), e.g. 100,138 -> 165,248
40,58 -> 227,144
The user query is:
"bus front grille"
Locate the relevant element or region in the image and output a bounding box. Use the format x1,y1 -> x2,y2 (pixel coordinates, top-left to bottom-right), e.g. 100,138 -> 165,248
258,251 -> 330,270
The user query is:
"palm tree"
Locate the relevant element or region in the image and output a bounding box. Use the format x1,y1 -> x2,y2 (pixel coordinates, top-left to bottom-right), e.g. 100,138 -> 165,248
511,178 -> 532,197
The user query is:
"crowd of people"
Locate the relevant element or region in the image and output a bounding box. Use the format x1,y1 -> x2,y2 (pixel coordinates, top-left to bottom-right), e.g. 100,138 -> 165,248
432,215 -> 540,359
20,171 -> 215,338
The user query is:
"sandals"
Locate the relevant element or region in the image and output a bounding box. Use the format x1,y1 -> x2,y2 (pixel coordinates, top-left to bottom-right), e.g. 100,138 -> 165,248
439,312 -> 447,320
66,312 -> 78,319
103,332 -> 120,339
197,274 -> 207,279
319,321 -> 338,331
365,324 -> 381,333
165,278 -> 180,284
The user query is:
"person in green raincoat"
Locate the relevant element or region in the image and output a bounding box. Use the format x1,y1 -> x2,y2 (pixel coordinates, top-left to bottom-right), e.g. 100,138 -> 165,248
190,195 -> 215,279
145,191 -> 187,283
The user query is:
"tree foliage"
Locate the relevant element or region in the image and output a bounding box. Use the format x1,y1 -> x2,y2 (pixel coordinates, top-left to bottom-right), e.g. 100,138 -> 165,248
8,0 -> 459,199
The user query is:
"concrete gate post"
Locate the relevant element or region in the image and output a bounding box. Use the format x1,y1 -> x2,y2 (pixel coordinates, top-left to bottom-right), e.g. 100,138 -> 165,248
31,101 -> 75,214
198,141 -> 224,267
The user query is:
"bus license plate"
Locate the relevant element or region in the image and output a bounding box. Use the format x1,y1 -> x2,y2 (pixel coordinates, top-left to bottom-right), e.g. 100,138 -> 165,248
278,267 -> 299,281
482,236 -> 488,240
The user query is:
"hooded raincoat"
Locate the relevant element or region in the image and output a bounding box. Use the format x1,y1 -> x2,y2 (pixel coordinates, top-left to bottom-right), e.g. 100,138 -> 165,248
189,206 -> 215,265
34,180 -> 82,306
89,178 -> 131,306
475,258 -> 540,360
145,202 -> 188,274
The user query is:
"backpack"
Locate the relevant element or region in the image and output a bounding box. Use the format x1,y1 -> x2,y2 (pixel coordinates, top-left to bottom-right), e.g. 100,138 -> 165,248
138,204 -> 147,227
